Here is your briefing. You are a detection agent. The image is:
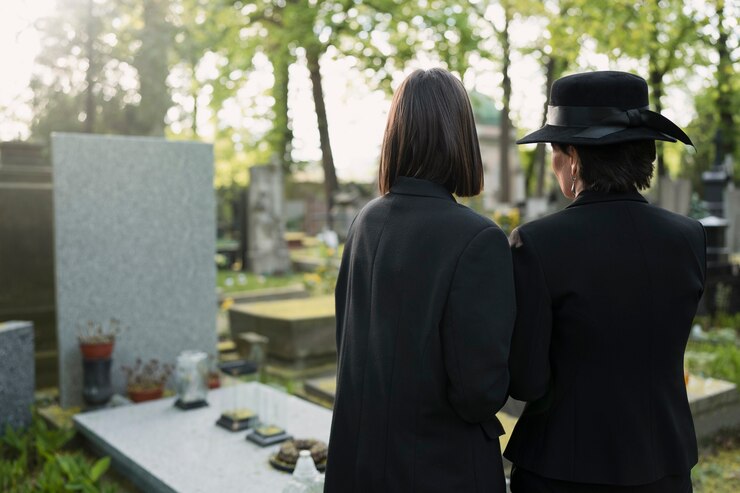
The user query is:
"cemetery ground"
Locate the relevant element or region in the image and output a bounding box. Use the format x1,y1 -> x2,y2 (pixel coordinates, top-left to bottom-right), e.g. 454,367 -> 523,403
5,267 -> 740,492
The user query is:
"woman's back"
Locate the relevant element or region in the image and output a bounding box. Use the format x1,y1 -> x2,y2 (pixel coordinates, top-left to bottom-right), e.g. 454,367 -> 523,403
326,177 -> 515,492
505,189 -> 705,484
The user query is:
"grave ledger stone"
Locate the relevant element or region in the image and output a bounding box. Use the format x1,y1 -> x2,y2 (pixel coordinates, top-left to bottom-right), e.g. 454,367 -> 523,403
0,321 -> 35,430
53,133 -> 218,408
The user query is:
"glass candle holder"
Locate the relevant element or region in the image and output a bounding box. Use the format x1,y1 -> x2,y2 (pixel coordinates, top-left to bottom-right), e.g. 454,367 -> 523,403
174,350 -> 209,410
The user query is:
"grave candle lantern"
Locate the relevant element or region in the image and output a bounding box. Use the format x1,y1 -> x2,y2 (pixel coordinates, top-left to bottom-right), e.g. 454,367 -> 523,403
174,350 -> 209,410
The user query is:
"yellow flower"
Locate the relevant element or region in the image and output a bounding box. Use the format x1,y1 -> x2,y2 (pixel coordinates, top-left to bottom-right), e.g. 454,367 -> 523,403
303,273 -> 321,284
326,248 -> 336,257
220,298 -> 234,311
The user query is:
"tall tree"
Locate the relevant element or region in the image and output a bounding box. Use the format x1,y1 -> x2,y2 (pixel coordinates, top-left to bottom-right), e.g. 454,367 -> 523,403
29,0 -> 176,141
131,0 -> 173,136
523,0 -> 590,197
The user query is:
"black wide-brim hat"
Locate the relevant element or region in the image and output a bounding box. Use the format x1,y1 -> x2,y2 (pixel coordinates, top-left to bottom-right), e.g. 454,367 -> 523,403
517,71 -> 693,147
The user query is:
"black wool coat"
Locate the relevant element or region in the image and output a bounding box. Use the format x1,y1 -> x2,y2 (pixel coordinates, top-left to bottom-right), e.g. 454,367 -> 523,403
504,189 -> 706,486
325,177 -> 516,493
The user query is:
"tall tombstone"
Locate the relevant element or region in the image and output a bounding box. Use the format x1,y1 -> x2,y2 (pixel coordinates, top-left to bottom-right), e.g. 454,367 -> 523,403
53,134 -> 217,408
0,321 -> 35,431
0,142 -> 57,388
727,188 -> 740,254
657,176 -> 692,215
246,164 -> 290,275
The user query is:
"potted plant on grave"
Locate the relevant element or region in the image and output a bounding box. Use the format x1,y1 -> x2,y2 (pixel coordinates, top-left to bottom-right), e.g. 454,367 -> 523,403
77,318 -> 123,360
122,358 -> 174,403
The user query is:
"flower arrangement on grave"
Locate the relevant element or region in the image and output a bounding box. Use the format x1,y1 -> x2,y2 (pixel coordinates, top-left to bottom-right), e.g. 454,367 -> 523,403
121,358 -> 174,403
77,318 -> 124,360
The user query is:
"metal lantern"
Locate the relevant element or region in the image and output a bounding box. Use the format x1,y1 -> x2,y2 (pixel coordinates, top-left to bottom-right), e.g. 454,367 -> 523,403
174,350 -> 209,410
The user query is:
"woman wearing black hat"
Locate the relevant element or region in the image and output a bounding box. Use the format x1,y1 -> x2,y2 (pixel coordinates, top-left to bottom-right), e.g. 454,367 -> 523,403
325,68 -> 516,492
505,71 -> 705,493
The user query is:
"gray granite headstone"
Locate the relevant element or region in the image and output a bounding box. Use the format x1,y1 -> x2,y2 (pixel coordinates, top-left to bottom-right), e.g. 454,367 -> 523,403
246,164 -> 290,275
657,176 -> 692,215
52,133 -> 217,408
726,188 -> 740,253
0,321 -> 35,430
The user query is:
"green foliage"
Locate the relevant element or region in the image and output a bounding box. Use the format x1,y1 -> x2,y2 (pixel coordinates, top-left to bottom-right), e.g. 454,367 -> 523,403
0,411 -> 116,493
686,341 -> 740,389
29,0 -> 174,141
301,243 -> 340,296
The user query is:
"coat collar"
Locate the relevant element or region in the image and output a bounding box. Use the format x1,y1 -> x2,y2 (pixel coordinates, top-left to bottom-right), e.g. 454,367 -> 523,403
390,176 -> 456,202
566,188 -> 648,208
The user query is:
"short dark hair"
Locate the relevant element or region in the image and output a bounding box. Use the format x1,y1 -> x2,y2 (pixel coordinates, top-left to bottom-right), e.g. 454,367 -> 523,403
554,140 -> 656,192
378,68 -> 483,197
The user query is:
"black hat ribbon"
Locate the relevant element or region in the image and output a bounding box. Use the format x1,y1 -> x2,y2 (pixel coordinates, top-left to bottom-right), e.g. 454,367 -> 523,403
546,105 -> 694,146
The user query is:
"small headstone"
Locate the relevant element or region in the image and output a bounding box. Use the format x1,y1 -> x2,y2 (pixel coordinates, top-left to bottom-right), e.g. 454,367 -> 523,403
247,164 -> 291,275
0,321 -> 35,431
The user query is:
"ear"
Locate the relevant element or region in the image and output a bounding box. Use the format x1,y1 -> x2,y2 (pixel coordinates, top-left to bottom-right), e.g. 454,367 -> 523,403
569,146 -> 580,177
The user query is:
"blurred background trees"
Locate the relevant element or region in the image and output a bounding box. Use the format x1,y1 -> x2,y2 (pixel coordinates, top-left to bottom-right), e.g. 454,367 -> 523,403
8,0 -> 740,198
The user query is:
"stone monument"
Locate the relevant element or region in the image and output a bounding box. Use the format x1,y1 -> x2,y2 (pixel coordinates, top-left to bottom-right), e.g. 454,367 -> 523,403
0,142 -> 56,388
53,133 -> 218,408
0,321 -> 35,431
246,164 -> 290,275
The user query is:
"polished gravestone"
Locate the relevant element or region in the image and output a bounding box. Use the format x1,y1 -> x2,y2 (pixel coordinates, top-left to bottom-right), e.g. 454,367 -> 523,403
0,321 -> 35,430
53,133 -> 217,407
74,383 -> 331,493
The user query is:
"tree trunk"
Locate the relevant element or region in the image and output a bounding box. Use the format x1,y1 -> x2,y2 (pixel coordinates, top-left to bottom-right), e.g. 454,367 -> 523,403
715,0 -> 735,159
649,64 -> 666,178
134,0 -> 171,136
306,46 -> 339,229
535,56 -> 557,197
270,43 -> 294,171
84,0 -> 96,133
498,10 -> 512,204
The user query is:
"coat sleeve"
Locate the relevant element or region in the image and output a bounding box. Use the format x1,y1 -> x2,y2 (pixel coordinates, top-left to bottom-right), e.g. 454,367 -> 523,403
507,226 -> 553,402
441,226 -> 515,424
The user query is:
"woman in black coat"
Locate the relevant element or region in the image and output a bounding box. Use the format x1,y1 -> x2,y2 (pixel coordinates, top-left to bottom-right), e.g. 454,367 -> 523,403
505,71 -> 705,493
325,68 -> 516,492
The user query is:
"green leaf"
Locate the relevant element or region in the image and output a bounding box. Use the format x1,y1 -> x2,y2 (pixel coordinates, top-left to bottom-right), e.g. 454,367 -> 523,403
90,456 -> 111,482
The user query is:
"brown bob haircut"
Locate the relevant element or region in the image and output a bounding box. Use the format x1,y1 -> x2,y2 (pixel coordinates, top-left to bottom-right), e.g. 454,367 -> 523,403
378,68 -> 484,197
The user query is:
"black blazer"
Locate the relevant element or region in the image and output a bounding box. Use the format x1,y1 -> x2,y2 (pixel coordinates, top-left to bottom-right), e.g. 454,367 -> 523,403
504,189 -> 706,485
325,177 -> 516,493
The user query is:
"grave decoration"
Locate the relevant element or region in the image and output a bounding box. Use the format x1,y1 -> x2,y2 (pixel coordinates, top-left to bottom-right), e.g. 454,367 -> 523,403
217,368 -> 259,432
270,439 -> 328,473
78,319 -> 123,408
174,350 -> 209,410
122,358 -> 173,403
247,386 -> 292,446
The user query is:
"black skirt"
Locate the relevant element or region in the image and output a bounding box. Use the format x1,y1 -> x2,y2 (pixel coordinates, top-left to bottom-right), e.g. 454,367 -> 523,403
510,466 -> 692,493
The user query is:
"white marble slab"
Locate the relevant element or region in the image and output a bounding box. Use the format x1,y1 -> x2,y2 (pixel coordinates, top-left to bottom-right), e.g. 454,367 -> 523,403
74,383 -> 332,493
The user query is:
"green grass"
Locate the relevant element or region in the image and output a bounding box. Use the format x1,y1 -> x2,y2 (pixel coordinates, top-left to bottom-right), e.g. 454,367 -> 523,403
694,430 -> 740,492
216,270 -> 304,294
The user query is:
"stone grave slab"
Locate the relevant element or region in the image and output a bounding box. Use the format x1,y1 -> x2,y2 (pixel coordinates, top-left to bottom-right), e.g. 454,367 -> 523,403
687,374 -> 740,442
229,296 -> 336,365
74,382 -> 331,493
0,321 -> 35,430
52,133 -> 217,407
